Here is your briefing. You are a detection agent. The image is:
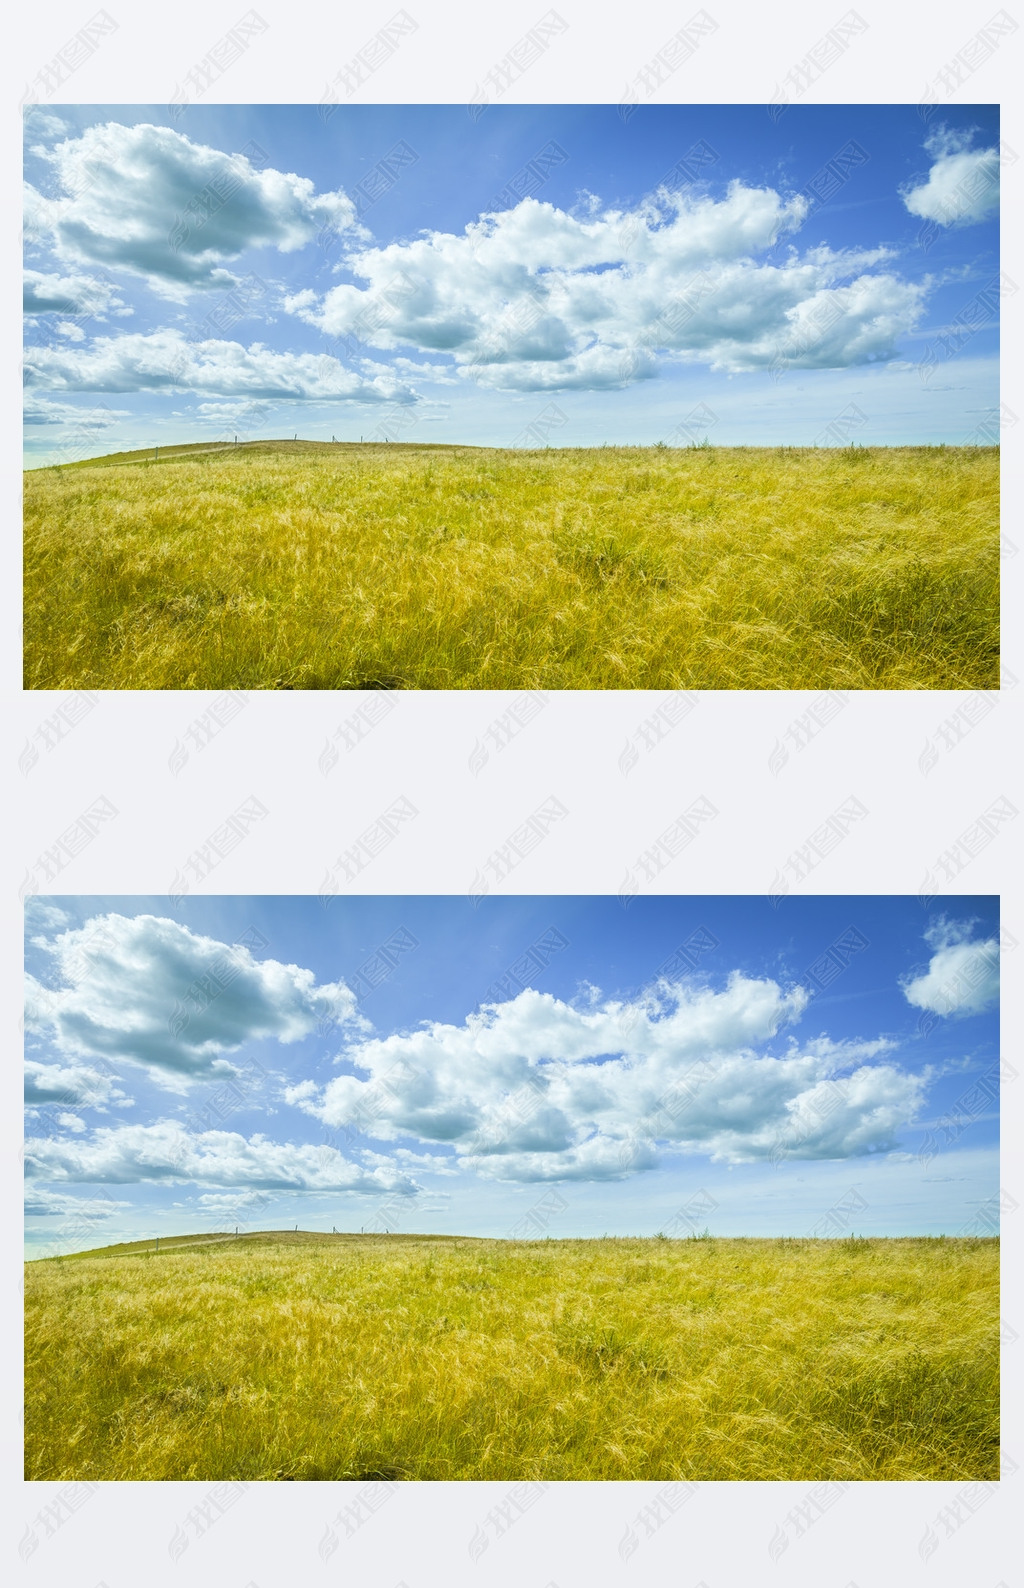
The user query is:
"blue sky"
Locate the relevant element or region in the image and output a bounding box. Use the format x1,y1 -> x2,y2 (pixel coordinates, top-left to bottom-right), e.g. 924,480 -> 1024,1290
24,895 -> 1000,1255
23,104 -> 1000,462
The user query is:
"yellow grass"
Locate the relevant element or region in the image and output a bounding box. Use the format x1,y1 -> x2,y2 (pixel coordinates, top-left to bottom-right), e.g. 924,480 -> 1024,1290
24,1232 -> 998,1481
23,441 -> 998,690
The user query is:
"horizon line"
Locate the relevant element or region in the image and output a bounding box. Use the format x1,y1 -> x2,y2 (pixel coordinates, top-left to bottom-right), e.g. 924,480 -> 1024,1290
25,1227 -> 999,1261
23,437 -> 999,472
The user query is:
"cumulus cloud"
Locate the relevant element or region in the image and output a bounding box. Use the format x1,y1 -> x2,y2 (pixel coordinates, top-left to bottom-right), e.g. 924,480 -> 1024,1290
901,128 -> 1000,228
25,122 -> 363,295
22,135 -> 933,401
23,267 -> 127,317
286,187 -> 925,390
23,329 -> 416,403
26,913 -> 366,1085
901,918 -> 1000,1019
24,1058 -> 131,1109
24,1121 -> 419,1195
285,978 -> 920,1179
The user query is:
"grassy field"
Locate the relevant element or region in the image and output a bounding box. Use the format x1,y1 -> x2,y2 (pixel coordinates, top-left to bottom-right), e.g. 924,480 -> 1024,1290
24,1231 -> 998,1481
23,441 -> 998,690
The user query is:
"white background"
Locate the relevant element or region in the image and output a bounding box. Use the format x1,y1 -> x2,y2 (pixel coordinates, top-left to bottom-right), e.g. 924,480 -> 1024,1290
5,1 -> 1021,1583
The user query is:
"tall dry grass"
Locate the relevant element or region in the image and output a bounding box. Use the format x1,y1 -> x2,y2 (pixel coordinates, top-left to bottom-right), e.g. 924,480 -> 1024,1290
23,442 -> 998,690
24,1232 -> 998,1480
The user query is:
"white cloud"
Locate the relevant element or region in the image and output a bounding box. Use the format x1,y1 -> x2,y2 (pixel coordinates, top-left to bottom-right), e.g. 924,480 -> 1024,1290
286,188 -> 925,390
286,978 -> 921,1179
463,1135 -> 662,1183
26,913 -> 366,1085
901,918 -> 1000,1018
23,268 -> 127,317
26,122 -> 363,296
24,110 -> 69,144
362,1146 -> 460,1175
901,129 -> 1000,228
194,399 -> 273,419
24,329 -> 417,403
389,356 -> 461,383
24,1058 -> 131,1109
23,395 -> 130,427
55,1112 -> 88,1134
24,1120 -> 420,1195
194,1190 -> 278,1211
25,901 -> 70,931
24,1187 -> 130,1218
